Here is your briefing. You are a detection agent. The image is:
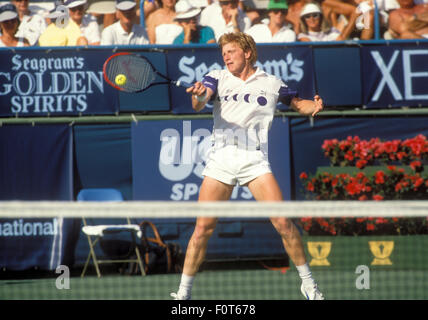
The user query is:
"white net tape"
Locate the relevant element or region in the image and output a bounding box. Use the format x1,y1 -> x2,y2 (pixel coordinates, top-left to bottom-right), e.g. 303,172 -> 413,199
0,200 -> 427,218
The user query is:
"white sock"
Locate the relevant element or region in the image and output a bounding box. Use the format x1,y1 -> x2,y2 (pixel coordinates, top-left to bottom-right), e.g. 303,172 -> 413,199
296,263 -> 315,287
177,273 -> 194,298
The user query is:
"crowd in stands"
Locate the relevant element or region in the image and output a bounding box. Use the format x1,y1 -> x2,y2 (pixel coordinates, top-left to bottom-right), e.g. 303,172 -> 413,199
1,0 -> 428,47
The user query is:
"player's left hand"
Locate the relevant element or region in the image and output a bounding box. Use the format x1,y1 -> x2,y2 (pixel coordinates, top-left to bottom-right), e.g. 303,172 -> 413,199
312,95 -> 323,117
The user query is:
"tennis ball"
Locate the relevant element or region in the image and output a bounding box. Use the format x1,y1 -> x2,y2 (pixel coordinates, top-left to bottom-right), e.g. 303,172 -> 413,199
115,74 -> 127,86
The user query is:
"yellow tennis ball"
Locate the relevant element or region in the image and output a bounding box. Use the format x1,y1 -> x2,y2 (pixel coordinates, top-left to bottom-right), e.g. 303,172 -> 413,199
115,74 -> 127,86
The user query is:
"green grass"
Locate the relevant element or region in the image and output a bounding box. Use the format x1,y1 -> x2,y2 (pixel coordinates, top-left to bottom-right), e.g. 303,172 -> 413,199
1,268 -> 427,300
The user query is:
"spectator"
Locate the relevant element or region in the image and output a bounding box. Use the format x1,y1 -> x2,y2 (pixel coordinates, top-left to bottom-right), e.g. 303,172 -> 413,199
101,0 -> 149,44
12,0 -> 47,46
0,3 -> 30,46
285,0 -> 308,33
246,0 -> 296,42
200,0 -> 251,40
239,0 -> 264,25
38,8 -> 70,46
321,0 -> 378,40
297,2 -> 358,41
64,0 -> 101,45
146,0 -> 183,44
173,0 -> 215,43
137,0 -> 159,20
388,0 -> 428,38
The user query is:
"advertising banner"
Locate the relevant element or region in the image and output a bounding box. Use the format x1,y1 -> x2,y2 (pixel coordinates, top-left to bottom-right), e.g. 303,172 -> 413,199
0,125 -> 79,270
361,45 -> 428,108
0,49 -> 119,116
166,46 -> 315,114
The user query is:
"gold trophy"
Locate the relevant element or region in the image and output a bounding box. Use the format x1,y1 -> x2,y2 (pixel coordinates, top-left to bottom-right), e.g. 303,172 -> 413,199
369,241 -> 394,265
307,242 -> 332,266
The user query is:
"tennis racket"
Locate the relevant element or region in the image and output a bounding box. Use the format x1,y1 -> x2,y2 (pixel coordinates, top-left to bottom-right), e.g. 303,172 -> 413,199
103,52 -> 192,93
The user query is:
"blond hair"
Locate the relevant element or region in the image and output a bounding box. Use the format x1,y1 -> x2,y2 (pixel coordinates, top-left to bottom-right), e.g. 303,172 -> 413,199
218,32 -> 258,66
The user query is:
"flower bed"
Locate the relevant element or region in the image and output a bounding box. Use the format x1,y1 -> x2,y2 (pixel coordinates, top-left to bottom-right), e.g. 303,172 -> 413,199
299,135 -> 428,236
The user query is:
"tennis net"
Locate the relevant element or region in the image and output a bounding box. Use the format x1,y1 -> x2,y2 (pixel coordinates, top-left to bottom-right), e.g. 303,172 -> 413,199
0,200 -> 427,300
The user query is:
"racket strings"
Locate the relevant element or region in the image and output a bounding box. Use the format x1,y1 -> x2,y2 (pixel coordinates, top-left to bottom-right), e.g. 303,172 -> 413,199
106,55 -> 156,91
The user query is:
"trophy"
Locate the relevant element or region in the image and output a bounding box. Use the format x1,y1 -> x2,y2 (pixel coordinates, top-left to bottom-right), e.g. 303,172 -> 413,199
307,241 -> 332,266
369,241 -> 394,265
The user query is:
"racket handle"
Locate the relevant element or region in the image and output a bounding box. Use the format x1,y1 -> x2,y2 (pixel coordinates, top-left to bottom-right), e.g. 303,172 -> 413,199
174,80 -> 192,88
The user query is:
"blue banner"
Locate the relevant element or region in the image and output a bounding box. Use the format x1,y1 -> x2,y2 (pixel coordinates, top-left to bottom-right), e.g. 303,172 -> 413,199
0,218 -> 80,270
131,117 -> 291,200
361,45 -> 428,108
166,46 -> 314,114
0,49 -> 119,117
0,125 -> 73,200
0,125 -> 79,270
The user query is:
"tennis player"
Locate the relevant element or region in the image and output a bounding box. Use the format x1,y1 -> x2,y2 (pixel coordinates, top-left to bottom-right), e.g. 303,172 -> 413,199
171,32 -> 324,300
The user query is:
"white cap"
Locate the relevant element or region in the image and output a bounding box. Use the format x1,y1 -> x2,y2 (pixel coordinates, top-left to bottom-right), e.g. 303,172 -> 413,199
300,3 -> 322,17
115,0 -> 136,11
174,0 -> 201,20
0,4 -> 18,22
64,0 -> 88,9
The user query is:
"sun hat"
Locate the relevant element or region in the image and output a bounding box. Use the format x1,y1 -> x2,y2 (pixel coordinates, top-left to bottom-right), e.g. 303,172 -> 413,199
115,0 -> 136,11
64,0 -> 88,9
0,3 -> 18,23
87,1 -> 116,14
300,3 -> 322,17
174,0 -> 201,20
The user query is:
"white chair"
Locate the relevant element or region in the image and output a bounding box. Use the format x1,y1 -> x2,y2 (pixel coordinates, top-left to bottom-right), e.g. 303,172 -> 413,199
78,188 -> 145,278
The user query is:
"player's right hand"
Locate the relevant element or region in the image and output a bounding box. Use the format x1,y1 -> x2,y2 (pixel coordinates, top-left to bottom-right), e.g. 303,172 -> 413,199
187,81 -> 207,98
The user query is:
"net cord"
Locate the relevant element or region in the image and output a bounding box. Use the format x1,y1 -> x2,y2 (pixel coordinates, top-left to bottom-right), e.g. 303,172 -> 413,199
0,201 -> 427,218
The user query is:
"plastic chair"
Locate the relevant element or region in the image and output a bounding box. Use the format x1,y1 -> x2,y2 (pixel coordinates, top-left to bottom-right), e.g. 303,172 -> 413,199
78,188 -> 145,278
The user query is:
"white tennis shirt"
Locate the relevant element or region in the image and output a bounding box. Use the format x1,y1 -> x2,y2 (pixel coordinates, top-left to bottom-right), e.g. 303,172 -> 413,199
246,23 -> 296,43
202,68 -> 297,151
101,21 -> 149,45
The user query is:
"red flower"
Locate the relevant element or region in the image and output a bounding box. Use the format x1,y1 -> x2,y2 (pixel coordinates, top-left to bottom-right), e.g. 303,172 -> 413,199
346,181 -> 364,195
410,161 -> 422,171
375,171 -> 385,184
356,159 -> 368,169
300,172 -> 308,180
307,182 -> 314,192
372,194 -> 384,201
366,224 -> 375,231
395,182 -> 403,192
375,217 -> 388,224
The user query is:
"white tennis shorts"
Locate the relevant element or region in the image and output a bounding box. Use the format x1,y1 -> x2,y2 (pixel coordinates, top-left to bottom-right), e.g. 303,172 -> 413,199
202,145 -> 272,186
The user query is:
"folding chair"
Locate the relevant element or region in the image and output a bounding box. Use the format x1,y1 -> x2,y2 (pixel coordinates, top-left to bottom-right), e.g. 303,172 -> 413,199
78,188 -> 145,278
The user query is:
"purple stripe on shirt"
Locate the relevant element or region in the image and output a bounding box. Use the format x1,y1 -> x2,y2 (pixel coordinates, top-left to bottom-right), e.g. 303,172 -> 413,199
201,75 -> 218,94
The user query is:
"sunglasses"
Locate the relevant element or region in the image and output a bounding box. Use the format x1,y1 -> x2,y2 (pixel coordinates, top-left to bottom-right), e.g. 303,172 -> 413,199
303,13 -> 321,19
269,9 -> 288,15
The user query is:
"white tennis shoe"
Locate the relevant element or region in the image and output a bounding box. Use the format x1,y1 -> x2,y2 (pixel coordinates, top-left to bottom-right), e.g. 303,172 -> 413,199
170,292 -> 191,300
301,283 -> 324,300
